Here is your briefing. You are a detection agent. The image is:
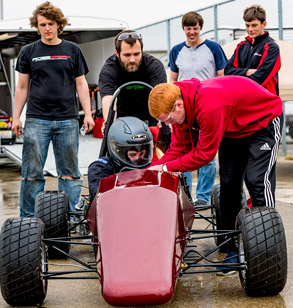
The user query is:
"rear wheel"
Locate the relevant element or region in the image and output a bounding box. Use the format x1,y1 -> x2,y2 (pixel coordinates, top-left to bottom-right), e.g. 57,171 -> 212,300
0,218 -> 47,306
236,207 -> 287,296
35,190 -> 70,258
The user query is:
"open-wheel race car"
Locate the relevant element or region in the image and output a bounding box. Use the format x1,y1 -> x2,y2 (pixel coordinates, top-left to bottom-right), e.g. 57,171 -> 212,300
0,82 -> 288,307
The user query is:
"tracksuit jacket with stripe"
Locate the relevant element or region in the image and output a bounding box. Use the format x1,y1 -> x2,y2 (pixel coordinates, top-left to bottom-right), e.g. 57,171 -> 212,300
224,32 -> 280,95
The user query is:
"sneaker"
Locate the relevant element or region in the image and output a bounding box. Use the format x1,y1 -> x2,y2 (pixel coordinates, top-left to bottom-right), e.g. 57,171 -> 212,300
192,199 -> 208,209
216,250 -> 238,276
193,199 -> 209,211
193,199 -> 208,206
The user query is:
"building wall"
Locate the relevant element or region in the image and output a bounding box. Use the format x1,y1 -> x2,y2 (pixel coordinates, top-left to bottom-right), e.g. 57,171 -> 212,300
79,36 -> 114,86
136,0 -> 293,57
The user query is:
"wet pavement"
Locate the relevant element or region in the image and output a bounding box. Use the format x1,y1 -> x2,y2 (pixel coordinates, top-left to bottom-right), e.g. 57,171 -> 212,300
0,155 -> 293,308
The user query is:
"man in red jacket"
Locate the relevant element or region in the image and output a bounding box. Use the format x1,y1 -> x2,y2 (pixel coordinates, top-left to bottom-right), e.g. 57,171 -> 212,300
148,76 -> 283,275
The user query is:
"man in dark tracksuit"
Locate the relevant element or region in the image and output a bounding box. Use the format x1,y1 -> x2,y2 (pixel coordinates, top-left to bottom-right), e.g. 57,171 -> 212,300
148,76 -> 283,275
224,5 -> 281,222
225,5 -> 280,95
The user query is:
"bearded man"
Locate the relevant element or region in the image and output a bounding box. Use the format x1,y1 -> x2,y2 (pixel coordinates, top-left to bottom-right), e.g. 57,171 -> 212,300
98,30 -> 167,126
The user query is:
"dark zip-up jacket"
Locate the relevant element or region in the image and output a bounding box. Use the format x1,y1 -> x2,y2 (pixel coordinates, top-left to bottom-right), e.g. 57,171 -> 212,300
224,32 -> 280,95
88,156 -> 119,201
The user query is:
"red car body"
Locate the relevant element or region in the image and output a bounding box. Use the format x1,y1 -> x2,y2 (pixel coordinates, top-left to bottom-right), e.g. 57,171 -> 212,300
87,169 -> 195,306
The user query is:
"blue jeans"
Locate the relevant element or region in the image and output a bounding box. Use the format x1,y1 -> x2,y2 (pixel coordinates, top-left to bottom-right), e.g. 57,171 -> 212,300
185,157 -> 217,203
19,118 -> 82,217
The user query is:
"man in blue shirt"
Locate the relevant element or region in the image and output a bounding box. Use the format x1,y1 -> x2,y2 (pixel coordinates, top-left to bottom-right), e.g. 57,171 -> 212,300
168,11 -> 227,206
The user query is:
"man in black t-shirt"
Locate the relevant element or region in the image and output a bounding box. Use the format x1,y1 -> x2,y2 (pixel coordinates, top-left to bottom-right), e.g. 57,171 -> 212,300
99,30 -> 167,127
12,2 -> 94,217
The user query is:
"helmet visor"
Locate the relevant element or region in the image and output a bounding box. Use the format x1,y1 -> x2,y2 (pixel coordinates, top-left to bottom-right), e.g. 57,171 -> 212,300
109,140 -> 153,168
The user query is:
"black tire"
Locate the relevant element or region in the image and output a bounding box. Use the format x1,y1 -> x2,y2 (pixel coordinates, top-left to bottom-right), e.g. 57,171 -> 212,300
0,218 -> 47,306
35,190 -> 70,259
211,184 -> 224,247
236,207 -> 287,296
211,184 -> 246,250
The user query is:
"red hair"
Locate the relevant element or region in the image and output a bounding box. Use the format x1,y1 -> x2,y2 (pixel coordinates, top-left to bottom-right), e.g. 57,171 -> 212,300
148,83 -> 181,118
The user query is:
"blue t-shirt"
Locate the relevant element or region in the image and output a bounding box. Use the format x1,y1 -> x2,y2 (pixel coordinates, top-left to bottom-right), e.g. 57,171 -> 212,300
168,40 -> 227,81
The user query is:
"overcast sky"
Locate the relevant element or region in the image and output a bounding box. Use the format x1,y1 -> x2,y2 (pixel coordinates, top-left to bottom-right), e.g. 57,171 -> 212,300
1,0 -> 223,29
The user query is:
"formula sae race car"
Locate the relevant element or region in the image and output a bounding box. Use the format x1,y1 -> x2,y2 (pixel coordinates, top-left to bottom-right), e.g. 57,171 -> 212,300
0,82 -> 287,307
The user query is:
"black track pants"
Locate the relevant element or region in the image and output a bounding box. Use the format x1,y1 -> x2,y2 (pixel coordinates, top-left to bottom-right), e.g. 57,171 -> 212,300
219,116 -> 283,232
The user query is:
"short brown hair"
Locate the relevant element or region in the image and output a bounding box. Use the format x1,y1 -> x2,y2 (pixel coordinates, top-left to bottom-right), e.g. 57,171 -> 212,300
182,11 -> 204,29
114,30 -> 143,55
30,1 -> 68,35
148,83 -> 181,118
243,5 -> 266,23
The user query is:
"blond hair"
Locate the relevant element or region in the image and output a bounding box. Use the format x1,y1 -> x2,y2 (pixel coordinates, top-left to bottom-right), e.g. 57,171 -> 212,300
148,83 -> 181,118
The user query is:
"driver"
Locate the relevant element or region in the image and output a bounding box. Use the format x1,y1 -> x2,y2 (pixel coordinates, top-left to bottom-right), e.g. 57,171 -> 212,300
88,117 -> 153,201
126,148 -> 147,165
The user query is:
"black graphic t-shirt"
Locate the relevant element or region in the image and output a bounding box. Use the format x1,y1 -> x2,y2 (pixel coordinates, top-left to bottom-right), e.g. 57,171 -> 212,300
16,39 -> 89,120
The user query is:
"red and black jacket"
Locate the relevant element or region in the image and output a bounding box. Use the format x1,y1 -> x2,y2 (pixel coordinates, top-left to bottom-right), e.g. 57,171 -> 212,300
224,32 -> 280,95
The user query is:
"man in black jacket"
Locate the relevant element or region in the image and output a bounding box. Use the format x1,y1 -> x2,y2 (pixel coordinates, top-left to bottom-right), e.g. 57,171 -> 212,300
224,5 -> 280,95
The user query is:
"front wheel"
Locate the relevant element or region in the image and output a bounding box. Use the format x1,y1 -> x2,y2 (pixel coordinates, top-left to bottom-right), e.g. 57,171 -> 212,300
0,218 -> 48,306
236,207 -> 287,296
35,190 -> 70,258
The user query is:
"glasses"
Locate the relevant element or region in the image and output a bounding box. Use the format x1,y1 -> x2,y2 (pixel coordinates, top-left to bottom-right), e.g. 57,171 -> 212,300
165,101 -> 177,122
117,32 -> 142,41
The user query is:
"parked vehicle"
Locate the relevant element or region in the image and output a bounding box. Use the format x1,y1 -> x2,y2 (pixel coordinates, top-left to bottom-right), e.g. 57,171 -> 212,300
0,109 -> 15,145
